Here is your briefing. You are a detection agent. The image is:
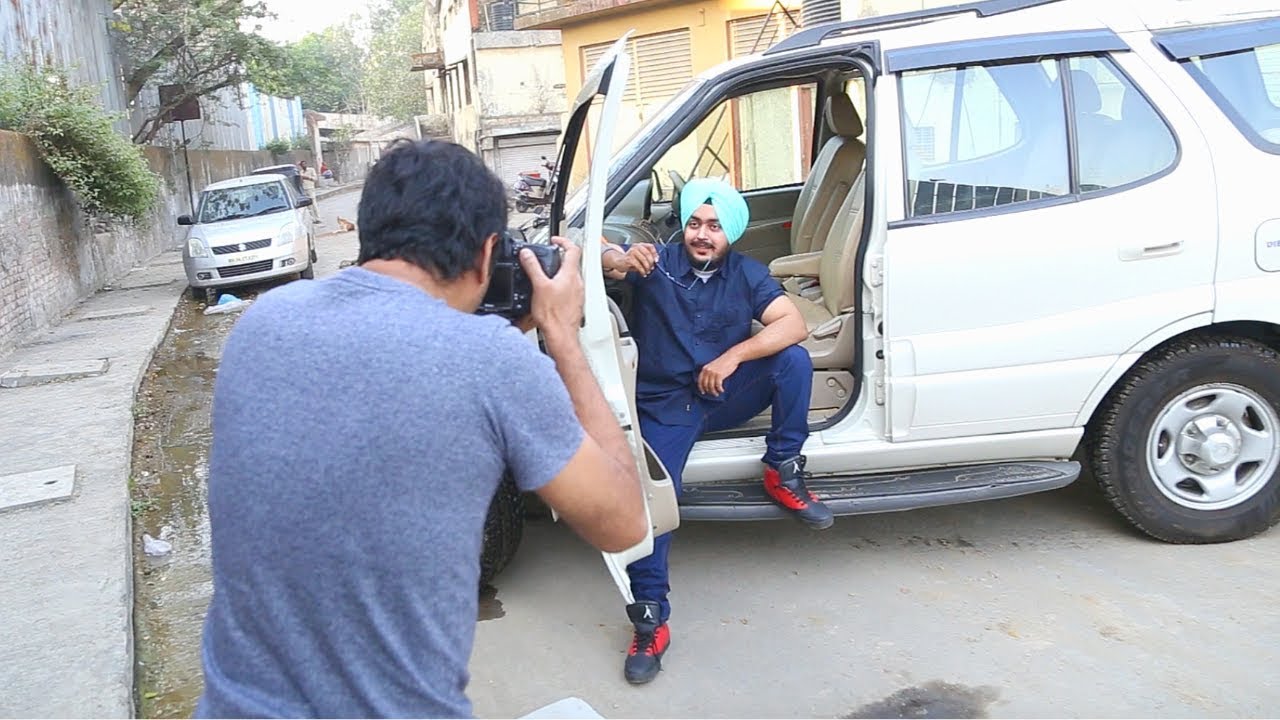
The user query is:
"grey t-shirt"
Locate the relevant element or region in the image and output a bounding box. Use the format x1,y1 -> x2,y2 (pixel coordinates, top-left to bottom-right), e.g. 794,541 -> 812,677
196,267 -> 584,718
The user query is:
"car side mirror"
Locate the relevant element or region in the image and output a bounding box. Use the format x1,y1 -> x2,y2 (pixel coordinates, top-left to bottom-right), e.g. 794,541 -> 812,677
177,215 -> 194,226
296,197 -> 314,208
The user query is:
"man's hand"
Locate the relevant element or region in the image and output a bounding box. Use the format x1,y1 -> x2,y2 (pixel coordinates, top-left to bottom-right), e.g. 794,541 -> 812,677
698,350 -> 741,397
520,236 -> 583,344
602,240 -> 658,278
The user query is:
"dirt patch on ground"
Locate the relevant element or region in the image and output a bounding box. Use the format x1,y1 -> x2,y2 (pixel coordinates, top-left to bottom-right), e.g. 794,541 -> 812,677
129,295 -> 246,718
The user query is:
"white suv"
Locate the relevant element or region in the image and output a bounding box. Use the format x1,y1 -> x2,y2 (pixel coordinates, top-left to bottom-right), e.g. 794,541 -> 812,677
483,0 -> 1280,590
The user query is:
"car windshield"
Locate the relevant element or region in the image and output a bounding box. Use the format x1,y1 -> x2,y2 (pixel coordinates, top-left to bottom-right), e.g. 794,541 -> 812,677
198,182 -> 291,223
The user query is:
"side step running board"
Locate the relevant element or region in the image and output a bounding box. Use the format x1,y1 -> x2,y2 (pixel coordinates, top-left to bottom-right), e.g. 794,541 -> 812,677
678,461 -> 1080,521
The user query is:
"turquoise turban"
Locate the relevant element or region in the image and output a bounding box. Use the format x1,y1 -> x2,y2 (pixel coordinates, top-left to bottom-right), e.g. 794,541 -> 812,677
679,178 -> 750,244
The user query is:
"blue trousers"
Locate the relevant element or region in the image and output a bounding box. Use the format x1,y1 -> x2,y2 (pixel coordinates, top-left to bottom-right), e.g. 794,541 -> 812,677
627,344 -> 812,621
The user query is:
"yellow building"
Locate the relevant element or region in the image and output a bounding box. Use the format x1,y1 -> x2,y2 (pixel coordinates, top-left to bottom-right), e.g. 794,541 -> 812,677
516,0 -> 814,191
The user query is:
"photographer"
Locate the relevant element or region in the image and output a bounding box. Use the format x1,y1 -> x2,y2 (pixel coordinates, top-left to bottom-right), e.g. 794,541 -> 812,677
197,139 -> 647,718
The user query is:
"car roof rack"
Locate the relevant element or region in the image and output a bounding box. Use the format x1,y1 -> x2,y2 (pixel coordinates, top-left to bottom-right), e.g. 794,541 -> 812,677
763,0 -> 1064,56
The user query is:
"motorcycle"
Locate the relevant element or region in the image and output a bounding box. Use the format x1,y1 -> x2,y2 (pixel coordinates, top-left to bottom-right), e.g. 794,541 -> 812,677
512,156 -> 557,215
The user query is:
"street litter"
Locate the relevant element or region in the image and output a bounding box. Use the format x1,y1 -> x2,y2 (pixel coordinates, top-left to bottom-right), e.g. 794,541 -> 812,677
337,217 -> 356,232
520,697 -> 603,719
143,533 -> 172,557
204,294 -> 252,315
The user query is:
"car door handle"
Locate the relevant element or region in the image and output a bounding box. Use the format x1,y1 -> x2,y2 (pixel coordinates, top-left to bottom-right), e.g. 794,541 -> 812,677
1119,241 -> 1183,261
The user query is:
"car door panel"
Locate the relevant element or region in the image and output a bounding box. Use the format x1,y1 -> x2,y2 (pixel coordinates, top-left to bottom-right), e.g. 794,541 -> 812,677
551,36 -> 679,602
734,185 -> 801,264
882,51 -> 1218,442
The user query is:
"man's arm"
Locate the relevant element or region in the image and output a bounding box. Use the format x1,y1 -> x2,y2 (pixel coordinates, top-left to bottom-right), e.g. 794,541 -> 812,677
518,239 -> 648,552
600,237 -> 657,280
697,295 -> 808,396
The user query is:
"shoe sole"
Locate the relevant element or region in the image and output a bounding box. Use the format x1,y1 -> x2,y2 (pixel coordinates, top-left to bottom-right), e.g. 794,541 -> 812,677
624,640 -> 669,684
803,515 -> 835,530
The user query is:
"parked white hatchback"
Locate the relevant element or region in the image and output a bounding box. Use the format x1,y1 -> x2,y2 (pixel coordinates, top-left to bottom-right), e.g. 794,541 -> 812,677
180,174 -> 317,303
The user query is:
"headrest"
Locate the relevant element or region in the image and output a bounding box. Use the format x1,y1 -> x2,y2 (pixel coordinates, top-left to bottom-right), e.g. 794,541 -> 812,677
1070,70 -> 1102,113
825,94 -> 863,138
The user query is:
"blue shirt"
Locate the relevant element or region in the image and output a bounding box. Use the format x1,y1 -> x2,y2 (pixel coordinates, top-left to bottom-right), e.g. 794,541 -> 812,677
624,242 -> 784,426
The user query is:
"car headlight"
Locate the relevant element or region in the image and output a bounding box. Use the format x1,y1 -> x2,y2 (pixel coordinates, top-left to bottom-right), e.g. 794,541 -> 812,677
277,223 -> 301,246
187,236 -> 209,258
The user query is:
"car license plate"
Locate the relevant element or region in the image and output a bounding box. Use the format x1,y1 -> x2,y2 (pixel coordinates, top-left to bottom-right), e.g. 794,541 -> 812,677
224,252 -> 261,265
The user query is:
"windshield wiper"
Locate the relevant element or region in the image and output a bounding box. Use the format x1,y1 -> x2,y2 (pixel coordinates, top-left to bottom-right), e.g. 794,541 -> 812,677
247,206 -> 289,217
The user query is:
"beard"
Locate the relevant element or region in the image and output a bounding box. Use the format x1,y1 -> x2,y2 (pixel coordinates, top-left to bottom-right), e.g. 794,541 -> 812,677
683,239 -> 727,270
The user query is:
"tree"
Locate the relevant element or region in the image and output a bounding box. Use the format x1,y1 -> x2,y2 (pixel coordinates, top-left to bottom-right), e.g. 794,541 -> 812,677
362,0 -> 431,120
111,0 -> 280,143
249,24 -> 366,113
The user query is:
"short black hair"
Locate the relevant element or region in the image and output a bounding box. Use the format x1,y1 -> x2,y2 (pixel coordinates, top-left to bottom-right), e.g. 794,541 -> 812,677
356,139 -> 508,280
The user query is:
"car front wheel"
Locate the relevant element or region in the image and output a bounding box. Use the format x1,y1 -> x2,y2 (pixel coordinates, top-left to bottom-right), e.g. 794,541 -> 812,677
1087,335 -> 1280,543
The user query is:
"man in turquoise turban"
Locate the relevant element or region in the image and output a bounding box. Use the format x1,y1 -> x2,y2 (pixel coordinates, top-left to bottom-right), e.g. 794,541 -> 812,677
600,177 -> 834,685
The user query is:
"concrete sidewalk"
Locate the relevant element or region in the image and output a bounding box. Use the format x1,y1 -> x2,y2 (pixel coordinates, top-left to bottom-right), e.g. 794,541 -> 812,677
0,251 -> 188,717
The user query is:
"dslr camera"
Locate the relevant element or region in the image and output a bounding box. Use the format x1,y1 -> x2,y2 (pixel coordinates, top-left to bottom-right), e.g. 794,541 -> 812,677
477,231 -> 562,319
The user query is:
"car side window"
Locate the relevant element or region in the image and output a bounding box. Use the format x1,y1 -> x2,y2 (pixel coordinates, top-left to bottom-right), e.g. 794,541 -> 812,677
1183,43 -> 1280,151
1068,56 -> 1177,192
900,59 -> 1068,218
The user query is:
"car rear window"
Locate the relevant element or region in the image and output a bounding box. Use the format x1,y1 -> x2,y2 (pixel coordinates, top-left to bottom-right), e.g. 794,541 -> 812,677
1181,43 -> 1280,152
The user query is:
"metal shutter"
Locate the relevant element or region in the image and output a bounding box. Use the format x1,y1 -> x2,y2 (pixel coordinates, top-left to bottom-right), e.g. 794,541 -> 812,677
802,0 -> 840,26
582,29 -> 692,106
493,134 -> 559,185
730,11 -> 800,58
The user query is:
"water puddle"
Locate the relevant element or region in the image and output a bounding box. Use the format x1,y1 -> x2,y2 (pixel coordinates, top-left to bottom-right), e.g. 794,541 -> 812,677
130,297 -> 240,718
844,681 -> 1000,719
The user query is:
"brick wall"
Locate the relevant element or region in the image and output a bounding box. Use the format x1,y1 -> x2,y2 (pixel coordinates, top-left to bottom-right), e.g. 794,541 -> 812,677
0,130 -> 302,356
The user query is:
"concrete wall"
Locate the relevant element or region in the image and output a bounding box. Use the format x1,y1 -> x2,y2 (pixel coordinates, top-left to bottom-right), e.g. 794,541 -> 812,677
0,0 -> 129,135
0,129 -> 289,356
840,0 -> 955,18
474,32 -> 567,119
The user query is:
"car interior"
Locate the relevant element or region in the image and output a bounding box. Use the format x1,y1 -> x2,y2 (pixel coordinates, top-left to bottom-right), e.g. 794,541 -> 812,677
599,66 -> 872,439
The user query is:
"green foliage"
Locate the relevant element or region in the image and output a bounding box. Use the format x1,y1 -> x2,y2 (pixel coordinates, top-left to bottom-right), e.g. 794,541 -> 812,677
0,64 -> 157,220
363,0 -> 430,120
112,0 -> 279,143
249,24 -> 365,113
290,133 -> 310,151
248,0 -> 429,119
262,136 -> 291,155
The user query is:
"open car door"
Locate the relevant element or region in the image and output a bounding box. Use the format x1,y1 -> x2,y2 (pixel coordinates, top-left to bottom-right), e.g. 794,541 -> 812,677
547,35 -> 680,602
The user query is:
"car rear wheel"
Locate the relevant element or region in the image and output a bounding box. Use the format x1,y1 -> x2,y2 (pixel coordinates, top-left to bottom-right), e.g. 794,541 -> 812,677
480,475 -> 525,586
1087,335 -> 1280,543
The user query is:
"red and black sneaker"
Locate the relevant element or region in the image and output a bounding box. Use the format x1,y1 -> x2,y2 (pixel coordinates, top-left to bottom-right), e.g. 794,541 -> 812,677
763,455 -> 835,530
624,601 -> 670,685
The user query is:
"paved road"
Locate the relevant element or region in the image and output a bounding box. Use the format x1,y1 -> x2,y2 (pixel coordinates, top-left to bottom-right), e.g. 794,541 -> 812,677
469,481 -> 1280,718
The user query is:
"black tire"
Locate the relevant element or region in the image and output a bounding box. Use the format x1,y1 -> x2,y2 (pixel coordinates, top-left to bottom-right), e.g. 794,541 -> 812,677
480,475 -> 525,586
515,200 -> 530,213
203,287 -> 218,305
1086,335 -> 1280,544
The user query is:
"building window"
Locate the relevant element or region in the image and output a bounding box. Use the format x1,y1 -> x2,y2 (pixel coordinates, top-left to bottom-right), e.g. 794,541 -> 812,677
463,60 -> 472,106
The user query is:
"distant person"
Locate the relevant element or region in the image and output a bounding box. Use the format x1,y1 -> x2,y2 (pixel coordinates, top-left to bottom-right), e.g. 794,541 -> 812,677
298,160 -> 320,224
196,139 -> 647,718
